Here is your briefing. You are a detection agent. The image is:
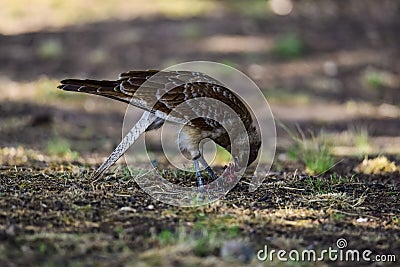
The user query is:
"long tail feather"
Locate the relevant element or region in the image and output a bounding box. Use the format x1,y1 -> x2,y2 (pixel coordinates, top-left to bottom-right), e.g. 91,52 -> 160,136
58,79 -> 131,103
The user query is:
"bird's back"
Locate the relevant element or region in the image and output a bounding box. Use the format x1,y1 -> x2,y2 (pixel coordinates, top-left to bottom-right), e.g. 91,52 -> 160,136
59,70 -> 254,130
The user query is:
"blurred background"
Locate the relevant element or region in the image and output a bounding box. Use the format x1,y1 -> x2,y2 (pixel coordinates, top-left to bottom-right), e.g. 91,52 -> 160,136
1,0 -> 399,167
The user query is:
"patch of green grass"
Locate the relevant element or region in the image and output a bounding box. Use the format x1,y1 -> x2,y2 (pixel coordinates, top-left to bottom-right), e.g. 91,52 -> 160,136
182,24 -> 203,40
263,88 -> 311,105
364,70 -> 385,89
152,219 -> 241,258
304,174 -> 356,195
225,0 -> 269,18
114,225 -> 124,235
89,48 -> 108,65
226,225 -> 240,239
330,173 -> 355,184
34,77 -> 58,96
304,143 -> 335,175
46,138 -> 79,160
39,243 -> 47,253
192,220 -> 240,257
273,33 -> 305,59
68,262 -> 84,267
192,225 -> 219,257
305,176 -> 330,194
34,77 -> 83,102
37,39 -> 63,60
330,212 -> 346,222
121,167 -> 151,181
325,128 -> 372,157
18,181 -> 29,190
353,129 -> 370,153
289,140 -> 335,175
286,128 -> 335,175
157,230 -> 176,246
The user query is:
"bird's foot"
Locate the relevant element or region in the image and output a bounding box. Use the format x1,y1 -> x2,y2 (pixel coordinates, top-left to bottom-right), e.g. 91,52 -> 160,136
222,162 -> 236,182
193,155 -> 238,189
91,165 -> 107,181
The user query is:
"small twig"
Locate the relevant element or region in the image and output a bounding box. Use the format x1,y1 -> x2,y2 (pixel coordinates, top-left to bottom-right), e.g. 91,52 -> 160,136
113,194 -> 132,197
281,186 -> 305,191
240,180 -> 253,186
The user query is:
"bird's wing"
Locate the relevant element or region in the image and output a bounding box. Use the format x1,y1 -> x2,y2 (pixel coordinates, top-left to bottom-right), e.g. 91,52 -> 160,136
59,70 -> 253,128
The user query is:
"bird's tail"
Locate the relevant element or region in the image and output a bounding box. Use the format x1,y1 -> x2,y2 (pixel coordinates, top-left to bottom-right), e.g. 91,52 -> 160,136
58,79 -> 131,103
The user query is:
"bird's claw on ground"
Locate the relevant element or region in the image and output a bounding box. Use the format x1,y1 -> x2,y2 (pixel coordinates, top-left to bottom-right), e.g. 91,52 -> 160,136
221,162 -> 236,182
202,161 -> 237,191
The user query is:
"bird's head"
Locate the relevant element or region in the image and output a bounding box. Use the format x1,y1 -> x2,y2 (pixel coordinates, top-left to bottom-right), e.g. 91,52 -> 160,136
233,125 -> 261,171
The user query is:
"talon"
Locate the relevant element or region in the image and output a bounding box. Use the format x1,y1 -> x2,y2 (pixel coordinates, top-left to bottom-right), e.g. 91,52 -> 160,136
222,163 -> 236,182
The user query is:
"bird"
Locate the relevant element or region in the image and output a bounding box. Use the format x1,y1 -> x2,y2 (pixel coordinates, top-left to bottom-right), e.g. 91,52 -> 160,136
58,70 -> 261,187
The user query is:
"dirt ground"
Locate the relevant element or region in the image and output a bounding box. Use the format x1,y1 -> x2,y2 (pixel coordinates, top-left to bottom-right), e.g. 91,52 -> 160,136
0,1 -> 399,266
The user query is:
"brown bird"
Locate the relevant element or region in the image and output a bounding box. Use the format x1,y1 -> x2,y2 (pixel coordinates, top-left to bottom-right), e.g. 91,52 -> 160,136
58,70 -> 261,186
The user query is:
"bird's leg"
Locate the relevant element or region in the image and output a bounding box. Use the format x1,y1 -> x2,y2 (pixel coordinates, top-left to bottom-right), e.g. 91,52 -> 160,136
92,112 -> 157,179
192,154 -> 217,188
193,158 -> 204,188
198,155 -> 217,180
